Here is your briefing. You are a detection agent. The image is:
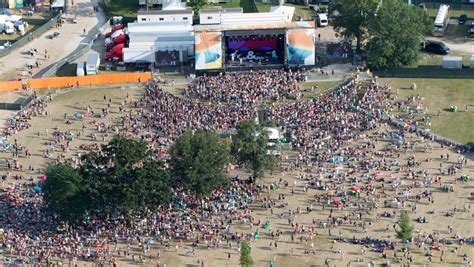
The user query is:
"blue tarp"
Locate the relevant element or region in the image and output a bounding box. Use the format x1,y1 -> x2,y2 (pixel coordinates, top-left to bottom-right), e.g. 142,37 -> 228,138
329,156 -> 345,163
0,9 -> 10,15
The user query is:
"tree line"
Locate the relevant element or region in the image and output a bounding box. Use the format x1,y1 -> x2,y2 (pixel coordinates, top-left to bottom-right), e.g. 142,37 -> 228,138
329,0 -> 431,69
42,120 -> 277,221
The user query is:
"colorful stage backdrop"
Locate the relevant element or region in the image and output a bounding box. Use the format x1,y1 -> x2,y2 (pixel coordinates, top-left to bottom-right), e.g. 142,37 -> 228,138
287,29 -> 316,66
195,32 -> 223,70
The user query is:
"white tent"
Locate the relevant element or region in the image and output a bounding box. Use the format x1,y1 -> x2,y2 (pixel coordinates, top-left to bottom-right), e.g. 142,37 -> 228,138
264,127 -> 280,140
442,56 -> 462,69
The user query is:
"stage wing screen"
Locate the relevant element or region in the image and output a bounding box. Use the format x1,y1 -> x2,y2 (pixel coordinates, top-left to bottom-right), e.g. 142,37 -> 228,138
156,51 -> 180,66
195,32 -> 223,70
287,29 -> 316,66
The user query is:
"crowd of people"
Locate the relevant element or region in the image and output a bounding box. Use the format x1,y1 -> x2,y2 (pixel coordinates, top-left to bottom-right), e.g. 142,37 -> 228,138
1,69 -> 473,266
184,69 -> 306,106
124,81 -> 256,138
3,93 -> 48,137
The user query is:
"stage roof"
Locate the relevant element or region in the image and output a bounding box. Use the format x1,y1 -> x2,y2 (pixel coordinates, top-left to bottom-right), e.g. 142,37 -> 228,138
194,20 -> 315,32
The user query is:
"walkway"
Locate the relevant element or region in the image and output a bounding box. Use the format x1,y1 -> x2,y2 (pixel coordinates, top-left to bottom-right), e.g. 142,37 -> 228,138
0,0 -> 106,81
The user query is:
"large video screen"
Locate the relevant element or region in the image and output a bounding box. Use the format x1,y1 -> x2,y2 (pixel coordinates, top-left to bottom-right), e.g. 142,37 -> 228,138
195,32 -> 223,70
287,29 -> 316,66
155,50 -> 179,66
224,35 -> 285,67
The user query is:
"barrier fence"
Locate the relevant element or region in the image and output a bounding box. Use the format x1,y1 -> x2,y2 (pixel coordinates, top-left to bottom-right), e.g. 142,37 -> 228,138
0,15 -> 59,59
0,72 -> 151,91
0,94 -> 34,110
415,1 -> 474,9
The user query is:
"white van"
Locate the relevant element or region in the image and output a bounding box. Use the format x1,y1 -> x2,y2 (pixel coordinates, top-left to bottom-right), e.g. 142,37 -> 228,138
317,13 -> 328,27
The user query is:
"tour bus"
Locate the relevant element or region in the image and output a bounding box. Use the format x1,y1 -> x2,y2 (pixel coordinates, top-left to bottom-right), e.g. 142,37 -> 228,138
433,5 -> 449,37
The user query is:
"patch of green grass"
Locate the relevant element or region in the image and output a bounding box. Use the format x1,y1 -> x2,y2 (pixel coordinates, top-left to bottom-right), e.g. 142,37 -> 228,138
256,3 -> 316,20
56,63 -> 77,77
413,51 -> 470,67
288,3 -> 317,21
444,23 -> 469,38
382,78 -> 474,144
426,8 -> 474,20
219,0 -> 257,12
299,80 -> 340,98
255,3 -> 272,12
0,15 -> 51,42
104,0 -> 138,21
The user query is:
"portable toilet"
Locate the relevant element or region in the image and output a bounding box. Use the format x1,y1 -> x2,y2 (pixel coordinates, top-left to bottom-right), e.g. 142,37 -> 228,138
76,62 -> 85,76
442,56 -> 462,69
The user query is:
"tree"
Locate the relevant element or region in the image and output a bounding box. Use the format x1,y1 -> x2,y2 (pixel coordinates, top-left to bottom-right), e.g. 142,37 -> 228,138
43,136 -> 172,221
396,212 -> 414,242
170,130 -> 231,196
188,0 -> 208,15
366,0 -> 431,69
231,120 -> 277,179
240,241 -> 254,267
43,164 -> 89,220
329,0 -> 379,52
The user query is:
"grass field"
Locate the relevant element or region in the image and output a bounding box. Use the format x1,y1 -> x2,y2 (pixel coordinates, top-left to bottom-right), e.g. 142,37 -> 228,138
104,0 -> 138,21
299,80 -> 340,98
415,51 -> 470,67
256,3 -> 317,20
218,0 -> 257,12
426,7 -> 474,20
382,78 -> 474,144
0,15 -> 51,42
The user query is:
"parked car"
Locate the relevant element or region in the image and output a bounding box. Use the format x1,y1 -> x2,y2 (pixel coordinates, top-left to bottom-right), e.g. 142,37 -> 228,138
317,13 -> 328,27
421,40 -> 450,55
458,14 -> 468,24
469,21 -> 474,37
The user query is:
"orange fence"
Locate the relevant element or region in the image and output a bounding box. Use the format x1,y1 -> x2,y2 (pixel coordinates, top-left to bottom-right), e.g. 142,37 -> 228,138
28,72 -> 152,90
0,81 -> 22,92
0,72 -> 152,92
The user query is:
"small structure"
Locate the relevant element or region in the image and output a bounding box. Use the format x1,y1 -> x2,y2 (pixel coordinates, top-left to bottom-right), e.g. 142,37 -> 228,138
442,56 -> 462,69
199,8 -> 243,25
137,9 -> 193,25
470,55 -> 474,68
86,53 -> 100,75
76,62 -> 85,76
51,0 -> 65,11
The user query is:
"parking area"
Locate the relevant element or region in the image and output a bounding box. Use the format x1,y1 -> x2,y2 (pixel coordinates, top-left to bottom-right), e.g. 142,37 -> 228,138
425,18 -> 474,55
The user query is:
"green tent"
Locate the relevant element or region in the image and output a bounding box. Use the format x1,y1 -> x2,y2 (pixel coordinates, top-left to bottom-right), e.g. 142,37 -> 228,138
263,221 -> 270,229
253,231 -> 260,239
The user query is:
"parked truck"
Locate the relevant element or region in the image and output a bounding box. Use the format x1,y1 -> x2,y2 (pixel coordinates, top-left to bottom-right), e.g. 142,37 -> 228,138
433,5 -> 449,37
105,43 -> 125,61
105,24 -> 124,38
106,34 -> 127,51
105,30 -> 124,45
